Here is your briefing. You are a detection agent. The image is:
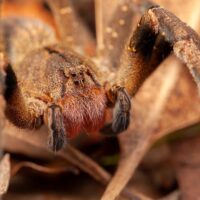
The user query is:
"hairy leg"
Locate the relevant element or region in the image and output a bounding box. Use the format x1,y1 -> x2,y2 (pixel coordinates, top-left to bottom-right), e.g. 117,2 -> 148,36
101,85 -> 131,136
4,64 -> 43,129
101,5 -> 200,135
4,62 -> 66,151
117,6 -> 200,97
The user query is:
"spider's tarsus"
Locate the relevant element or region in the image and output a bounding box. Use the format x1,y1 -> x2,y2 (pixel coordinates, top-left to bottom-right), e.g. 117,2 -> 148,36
46,104 -> 66,152
112,111 -> 130,134
48,128 -> 65,152
101,87 -> 131,136
112,88 -> 131,134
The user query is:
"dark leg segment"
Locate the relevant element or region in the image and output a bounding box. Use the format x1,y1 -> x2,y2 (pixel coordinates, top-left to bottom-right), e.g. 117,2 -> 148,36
45,104 -> 66,152
4,64 -> 43,129
101,86 -> 131,136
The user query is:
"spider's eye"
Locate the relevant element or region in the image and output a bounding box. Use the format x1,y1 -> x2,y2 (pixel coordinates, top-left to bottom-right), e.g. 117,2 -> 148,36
71,73 -> 76,77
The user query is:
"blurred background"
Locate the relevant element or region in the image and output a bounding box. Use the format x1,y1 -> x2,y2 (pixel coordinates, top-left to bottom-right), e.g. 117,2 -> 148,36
0,0 -> 200,200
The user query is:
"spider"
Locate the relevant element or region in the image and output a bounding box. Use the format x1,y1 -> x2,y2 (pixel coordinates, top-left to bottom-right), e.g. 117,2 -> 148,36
0,0 -> 200,151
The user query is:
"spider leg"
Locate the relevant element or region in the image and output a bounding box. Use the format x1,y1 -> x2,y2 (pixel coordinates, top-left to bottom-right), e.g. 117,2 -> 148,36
45,104 -> 66,152
2,60 -> 65,152
116,6 -> 200,97
4,64 -> 43,129
45,0 -> 95,55
101,5 -> 200,135
101,85 -> 131,136
152,7 -> 200,91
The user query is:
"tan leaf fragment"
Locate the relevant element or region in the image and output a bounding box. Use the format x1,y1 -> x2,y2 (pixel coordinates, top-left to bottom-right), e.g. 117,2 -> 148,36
1,123 -> 152,200
0,154 -> 10,195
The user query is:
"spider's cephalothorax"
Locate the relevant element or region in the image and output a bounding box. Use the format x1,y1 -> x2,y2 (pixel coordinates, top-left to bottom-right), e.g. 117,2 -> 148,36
1,16 -> 130,151
4,45 -> 108,151
1,0 -> 200,151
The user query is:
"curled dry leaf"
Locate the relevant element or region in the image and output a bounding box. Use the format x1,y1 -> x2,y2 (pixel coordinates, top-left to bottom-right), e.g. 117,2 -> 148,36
0,154 -> 11,195
101,0 -> 200,199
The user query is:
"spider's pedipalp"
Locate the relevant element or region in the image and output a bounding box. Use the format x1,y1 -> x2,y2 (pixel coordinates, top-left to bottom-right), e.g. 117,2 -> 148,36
112,87 -> 131,133
101,86 -> 131,136
45,104 -> 66,152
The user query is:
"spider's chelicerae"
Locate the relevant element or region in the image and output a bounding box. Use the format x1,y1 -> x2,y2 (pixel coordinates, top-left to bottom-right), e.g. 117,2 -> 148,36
0,0 -> 200,151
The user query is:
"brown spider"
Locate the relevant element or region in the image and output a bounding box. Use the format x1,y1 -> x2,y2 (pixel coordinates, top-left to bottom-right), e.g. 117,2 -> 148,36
0,0 -> 200,151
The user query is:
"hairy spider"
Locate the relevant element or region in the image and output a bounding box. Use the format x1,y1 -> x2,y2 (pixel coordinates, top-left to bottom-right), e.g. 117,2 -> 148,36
0,0 -> 200,151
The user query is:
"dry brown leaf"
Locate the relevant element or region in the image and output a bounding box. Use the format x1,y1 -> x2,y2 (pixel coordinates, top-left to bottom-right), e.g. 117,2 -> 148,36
0,154 -> 10,195
1,126 -> 149,200
171,136 -> 200,200
101,0 -> 200,199
0,123 -> 111,184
